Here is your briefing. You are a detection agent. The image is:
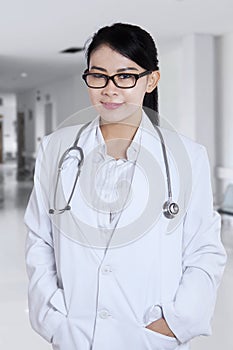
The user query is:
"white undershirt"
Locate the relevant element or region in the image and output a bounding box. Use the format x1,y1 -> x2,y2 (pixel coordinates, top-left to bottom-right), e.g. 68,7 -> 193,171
94,123 -> 142,233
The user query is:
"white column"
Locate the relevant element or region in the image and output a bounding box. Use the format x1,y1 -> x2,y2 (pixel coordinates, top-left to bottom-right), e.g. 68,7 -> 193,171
181,34 -> 216,196
215,32 -> 233,203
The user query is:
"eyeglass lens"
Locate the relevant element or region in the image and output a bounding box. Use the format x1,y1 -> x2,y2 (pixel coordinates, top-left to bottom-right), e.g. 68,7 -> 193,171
85,73 -> 137,88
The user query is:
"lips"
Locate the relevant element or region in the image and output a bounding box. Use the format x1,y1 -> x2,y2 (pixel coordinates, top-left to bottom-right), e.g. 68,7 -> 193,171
101,102 -> 124,110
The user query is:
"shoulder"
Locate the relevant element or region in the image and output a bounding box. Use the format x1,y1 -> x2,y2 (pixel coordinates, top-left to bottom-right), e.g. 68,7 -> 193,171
39,120 -> 95,155
33,124 -> 87,173
159,126 -> 207,163
142,113 -> 206,162
41,124 -> 83,148
156,127 -> 210,187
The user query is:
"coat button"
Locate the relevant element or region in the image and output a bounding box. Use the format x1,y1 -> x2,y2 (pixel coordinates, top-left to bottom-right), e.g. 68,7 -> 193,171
102,265 -> 112,274
99,309 -> 110,319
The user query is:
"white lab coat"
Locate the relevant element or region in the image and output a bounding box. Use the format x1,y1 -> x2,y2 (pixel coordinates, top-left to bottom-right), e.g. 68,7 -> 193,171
24,113 -> 226,350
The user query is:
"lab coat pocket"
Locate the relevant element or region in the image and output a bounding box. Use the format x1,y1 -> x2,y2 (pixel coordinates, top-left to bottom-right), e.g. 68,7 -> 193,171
49,289 -> 69,347
49,288 -> 68,316
52,318 -> 90,350
142,327 -> 179,350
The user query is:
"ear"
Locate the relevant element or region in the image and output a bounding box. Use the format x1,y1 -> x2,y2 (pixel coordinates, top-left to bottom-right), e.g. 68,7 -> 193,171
146,71 -> 160,93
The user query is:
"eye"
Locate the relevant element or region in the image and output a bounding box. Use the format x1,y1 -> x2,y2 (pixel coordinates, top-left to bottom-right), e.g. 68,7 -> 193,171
118,73 -> 134,80
91,73 -> 106,79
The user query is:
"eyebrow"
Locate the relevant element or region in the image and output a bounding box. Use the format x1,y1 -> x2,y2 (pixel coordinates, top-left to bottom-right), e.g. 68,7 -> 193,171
90,66 -> 139,73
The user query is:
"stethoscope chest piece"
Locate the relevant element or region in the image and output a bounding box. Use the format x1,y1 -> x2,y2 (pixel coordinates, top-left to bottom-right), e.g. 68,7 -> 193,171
163,200 -> 179,219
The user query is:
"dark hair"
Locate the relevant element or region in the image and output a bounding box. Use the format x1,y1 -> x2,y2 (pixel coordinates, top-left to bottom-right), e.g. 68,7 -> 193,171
85,23 -> 160,125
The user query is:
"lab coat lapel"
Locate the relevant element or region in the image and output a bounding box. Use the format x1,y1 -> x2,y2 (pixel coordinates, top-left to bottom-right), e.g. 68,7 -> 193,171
109,114 -> 167,244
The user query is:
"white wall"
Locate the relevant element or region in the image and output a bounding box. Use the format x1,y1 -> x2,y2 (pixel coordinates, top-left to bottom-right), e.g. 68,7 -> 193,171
217,32 -> 233,167
215,32 -> 233,202
182,34 -> 216,193
17,64 -> 90,153
158,35 -> 215,153
41,72 -> 89,127
0,93 -> 17,159
159,38 -> 183,132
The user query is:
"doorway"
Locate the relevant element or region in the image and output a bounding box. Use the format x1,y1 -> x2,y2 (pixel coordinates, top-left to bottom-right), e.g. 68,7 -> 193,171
17,112 -> 25,179
0,120 -> 3,163
45,102 -> 53,135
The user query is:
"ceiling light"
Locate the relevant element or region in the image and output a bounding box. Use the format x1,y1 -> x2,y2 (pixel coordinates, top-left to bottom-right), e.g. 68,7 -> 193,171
21,72 -> 28,78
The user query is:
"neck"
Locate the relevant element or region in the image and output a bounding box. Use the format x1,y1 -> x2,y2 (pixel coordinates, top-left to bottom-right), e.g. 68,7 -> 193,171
100,109 -> 142,141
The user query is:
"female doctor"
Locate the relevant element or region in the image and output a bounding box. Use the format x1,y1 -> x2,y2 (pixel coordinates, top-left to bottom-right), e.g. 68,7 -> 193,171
24,23 -> 226,350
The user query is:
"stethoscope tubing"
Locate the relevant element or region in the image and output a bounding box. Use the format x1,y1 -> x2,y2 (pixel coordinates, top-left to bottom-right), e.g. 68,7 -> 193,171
49,119 -> 179,218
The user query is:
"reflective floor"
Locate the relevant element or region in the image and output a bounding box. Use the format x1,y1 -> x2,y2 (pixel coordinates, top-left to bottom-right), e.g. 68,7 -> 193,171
0,161 -> 232,350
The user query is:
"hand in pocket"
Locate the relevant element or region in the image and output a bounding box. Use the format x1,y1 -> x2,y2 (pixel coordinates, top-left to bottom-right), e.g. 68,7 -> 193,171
145,317 -> 176,338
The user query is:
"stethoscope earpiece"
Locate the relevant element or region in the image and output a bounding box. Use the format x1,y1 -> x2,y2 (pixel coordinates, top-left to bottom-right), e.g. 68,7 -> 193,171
163,200 -> 179,219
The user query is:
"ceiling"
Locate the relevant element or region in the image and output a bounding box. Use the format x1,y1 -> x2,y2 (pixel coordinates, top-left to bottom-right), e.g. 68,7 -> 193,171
0,0 -> 233,93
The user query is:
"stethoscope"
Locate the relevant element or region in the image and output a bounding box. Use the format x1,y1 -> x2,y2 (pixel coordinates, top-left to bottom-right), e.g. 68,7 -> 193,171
49,120 -> 179,219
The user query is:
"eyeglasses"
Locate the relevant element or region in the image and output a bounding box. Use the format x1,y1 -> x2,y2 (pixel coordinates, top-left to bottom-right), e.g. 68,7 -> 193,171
82,70 -> 152,89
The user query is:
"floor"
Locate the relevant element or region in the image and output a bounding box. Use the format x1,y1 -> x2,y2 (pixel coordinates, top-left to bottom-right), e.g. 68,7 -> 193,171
0,161 -> 232,350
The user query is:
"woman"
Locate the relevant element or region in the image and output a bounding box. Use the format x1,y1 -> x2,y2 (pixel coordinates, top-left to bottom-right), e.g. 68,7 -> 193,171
25,23 -> 226,350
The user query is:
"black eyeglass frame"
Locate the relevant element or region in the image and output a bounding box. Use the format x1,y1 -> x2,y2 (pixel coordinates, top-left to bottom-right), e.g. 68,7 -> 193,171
82,70 -> 152,89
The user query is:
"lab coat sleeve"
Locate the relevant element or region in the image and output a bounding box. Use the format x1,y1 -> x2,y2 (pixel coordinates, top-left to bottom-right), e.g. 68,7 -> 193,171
162,145 -> 227,344
24,137 -> 66,343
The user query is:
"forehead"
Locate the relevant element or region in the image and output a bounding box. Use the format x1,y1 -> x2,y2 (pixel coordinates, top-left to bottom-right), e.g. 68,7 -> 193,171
89,44 -> 141,71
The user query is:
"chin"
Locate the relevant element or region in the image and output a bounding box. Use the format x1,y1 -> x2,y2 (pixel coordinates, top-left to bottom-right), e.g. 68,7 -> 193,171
98,104 -> 141,126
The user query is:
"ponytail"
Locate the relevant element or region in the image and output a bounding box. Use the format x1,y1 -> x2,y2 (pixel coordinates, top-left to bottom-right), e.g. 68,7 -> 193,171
143,87 -> 159,126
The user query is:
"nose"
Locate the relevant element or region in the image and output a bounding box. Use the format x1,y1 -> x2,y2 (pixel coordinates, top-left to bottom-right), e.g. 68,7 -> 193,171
101,78 -> 118,95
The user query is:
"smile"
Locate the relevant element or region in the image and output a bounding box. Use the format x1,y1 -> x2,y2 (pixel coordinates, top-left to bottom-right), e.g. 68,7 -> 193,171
101,102 -> 124,110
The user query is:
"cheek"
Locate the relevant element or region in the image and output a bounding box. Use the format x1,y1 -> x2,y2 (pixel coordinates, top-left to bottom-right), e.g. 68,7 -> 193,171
126,80 -> 148,103
125,88 -> 146,106
88,89 -> 98,104
88,90 -> 104,116
88,90 -> 103,112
